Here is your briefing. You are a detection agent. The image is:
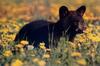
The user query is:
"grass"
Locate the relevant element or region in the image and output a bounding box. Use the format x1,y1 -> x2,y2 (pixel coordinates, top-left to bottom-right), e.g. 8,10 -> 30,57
0,18 -> 100,66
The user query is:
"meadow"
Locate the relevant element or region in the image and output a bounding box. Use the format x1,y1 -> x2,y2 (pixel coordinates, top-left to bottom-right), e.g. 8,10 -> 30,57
0,0 -> 100,66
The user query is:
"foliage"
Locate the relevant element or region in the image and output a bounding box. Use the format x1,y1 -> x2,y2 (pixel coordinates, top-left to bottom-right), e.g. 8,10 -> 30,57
0,18 -> 100,66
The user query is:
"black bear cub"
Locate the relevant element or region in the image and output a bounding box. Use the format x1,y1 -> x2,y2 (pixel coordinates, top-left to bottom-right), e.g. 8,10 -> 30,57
14,5 -> 86,48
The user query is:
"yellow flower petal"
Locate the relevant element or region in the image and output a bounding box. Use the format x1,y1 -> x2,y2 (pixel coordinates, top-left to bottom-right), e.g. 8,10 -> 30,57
16,44 -> 24,48
76,59 -> 86,65
39,42 -> 46,49
11,59 -> 23,66
32,58 -> 40,63
3,50 -> 12,57
38,60 -> 46,66
71,52 -> 82,57
43,54 -> 50,58
20,40 -> 29,45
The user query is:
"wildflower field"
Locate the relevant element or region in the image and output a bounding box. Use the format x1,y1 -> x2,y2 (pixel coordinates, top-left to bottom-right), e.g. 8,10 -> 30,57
0,0 -> 100,66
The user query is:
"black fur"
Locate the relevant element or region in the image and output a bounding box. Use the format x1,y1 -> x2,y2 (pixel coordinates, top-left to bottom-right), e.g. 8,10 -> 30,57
14,5 -> 86,48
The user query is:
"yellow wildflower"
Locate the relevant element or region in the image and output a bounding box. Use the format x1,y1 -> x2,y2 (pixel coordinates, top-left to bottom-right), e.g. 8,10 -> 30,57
76,59 -> 86,65
43,53 -> 50,58
11,59 -> 23,66
88,24 -> 94,27
39,42 -> 46,49
38,60 -> 46,66
3,50 -> 12,57
0,28 -> 9,33
71,52 -> 82,57
13,24 -> 20,31
6,34 -> 16,40
32,58 -> 46,66
15,44 -> 24,48
84,27 -> 92,33
91,36 -> 100,42
32,58 -> 40,63
20,40 -> 29,46
87,34 -> 100,42
79,38 -> 86,42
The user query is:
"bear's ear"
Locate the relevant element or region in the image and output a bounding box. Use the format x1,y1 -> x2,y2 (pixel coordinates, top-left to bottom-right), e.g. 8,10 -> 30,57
59,6 -> 68,19
76,5 -> 86,16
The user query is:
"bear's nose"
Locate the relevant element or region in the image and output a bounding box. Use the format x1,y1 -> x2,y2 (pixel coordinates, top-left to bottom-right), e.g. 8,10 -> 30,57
79,23 -> 87,31
83,26 -> 87,30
